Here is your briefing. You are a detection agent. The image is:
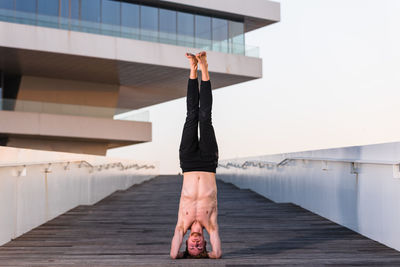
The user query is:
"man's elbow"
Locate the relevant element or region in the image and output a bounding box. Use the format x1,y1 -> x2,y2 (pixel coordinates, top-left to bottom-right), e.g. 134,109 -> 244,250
170,252 -> 177,259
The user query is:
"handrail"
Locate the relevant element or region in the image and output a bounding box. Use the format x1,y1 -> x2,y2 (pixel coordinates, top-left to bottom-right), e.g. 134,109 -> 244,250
0,160 -> 155,175
218,157 -> 400,169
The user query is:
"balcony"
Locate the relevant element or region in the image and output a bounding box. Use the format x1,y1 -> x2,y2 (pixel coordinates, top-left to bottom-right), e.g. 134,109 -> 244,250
0,3 -> 258,57
0,99 -> 151,155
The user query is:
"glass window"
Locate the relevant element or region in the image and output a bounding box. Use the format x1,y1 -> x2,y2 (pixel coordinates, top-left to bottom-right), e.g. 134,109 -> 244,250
177,11 -> 194,47
212,17 -> 228,53
81,0 -> 100,33
38,0 -> 58,16
60,0 -> 69,18
159,9 -> 176,45
71,0 -> 79,20
15,0 -> 36,24
37,0 -> 59,28
101,0 -> 120,36
0,0 -> 14,10
229,20 -> 244,54
81,0 -> 100,22
101,0 -> 120,25
140,5 -> 158,42
195,14 -> 211,49
15,0 -> 35,13
70,0 -> 80,30
121,2 -> 139,38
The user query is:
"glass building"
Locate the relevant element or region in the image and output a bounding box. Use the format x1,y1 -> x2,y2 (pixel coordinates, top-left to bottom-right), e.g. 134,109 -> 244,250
0,0 -> 246,55
0,0 -> 279,155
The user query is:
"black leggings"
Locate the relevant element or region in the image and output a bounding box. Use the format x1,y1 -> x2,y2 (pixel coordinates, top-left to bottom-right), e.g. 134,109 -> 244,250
179,78 -> 219,173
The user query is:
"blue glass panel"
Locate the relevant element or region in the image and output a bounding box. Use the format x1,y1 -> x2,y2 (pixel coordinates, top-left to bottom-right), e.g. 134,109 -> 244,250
16,0 -> 35,13
195,14 -> 211,49
71,0 -> 79,19
80,0 -> 100,33
229,20 -> 244,54
38,0 -> 58,16
15,0 -> 35,24
0,0 -> 14,10
70,0 -> 79,30
37,0 -> 58,28
121,2 -> 139,38
212,17 -> 228,53
159,9 -> 176,45
59,0 -> 69,30
140,5 -> 158,42
177,11 -> 194,47
60,0 -> 69,18
102,0 -> 119,25
81,0 -> 100,22
101,0 -> 120,36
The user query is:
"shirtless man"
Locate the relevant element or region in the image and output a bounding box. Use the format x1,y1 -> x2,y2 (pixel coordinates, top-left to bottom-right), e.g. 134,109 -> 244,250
170,51 -> 221,259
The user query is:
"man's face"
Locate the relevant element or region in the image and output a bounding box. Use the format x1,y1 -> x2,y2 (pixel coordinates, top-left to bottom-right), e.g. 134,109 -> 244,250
187,232 -> 205,256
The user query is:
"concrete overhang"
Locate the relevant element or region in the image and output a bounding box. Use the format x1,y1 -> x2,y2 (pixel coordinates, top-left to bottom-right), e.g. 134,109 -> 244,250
0,21 -> 263,110
157,0 -> 281,31
0,110 -> 151,155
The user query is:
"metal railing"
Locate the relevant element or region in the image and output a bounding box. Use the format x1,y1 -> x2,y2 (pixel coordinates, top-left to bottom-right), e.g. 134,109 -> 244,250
0,160 -> 156,176
218,156 -> 400,177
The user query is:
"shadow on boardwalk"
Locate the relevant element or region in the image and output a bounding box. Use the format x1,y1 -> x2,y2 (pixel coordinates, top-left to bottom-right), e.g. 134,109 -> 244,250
1,175 -> 400,266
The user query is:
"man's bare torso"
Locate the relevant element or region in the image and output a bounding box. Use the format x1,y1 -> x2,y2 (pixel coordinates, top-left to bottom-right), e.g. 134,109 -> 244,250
180,171 -> 217,233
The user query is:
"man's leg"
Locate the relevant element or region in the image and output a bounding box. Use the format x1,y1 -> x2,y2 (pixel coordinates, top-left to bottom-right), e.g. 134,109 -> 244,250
196,51 -> 218,163
199,79 -> 219,161
179,77 -> 200,162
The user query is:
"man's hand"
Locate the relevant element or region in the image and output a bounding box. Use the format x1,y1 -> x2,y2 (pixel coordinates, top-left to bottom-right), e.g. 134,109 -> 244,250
208,250 -> 222,259
208,228 -> 222,259
170,226 -> 184,259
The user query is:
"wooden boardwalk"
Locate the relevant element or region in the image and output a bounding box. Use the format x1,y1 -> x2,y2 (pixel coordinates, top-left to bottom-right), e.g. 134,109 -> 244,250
1,175 -> 400,266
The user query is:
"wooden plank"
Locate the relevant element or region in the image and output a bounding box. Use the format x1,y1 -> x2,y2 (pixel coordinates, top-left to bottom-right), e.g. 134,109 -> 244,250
0,175 -> 399,266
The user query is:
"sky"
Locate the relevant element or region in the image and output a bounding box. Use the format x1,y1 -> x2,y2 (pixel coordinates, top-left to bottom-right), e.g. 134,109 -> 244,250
108,0 -> 400,174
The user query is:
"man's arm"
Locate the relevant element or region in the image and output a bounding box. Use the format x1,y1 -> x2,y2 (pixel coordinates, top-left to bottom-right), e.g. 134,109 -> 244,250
207,208 -> 222,259
170,225 -> 184,259
170,194 -> 187,259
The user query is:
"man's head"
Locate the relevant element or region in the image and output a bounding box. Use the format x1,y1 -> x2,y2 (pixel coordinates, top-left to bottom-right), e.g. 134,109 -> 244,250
182,221 -> 209,259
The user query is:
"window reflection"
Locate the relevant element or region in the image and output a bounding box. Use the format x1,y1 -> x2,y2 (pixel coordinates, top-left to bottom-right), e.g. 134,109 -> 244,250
60,0 -> 69,18
195,15 -> 211,50
102,0 -> 120,36
37,0 -> 58,27
160,9 -> 176,45
81,0 -> 100,23
177,11 -> 194,47
212,17 -> 228,53
229,20 -> 244,54
15,0 -> 35,13
121,2 -> 139,38
140,5 -> 158,42
38,0 -> 58,16
0,0 -> 13,10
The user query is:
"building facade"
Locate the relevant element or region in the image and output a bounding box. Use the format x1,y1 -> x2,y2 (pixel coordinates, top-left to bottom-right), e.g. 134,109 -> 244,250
0,0 -> 280,155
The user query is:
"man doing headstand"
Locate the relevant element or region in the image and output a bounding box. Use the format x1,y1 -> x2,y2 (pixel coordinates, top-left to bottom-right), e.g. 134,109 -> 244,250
170,51 -> 221,259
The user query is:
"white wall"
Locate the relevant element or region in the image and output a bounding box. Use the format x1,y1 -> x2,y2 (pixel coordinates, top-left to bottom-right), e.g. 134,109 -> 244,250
217,141 -> 400,251
0,147 -> 159,246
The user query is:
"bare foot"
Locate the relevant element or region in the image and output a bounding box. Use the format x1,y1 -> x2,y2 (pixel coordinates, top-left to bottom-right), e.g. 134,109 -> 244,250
186,52 -> 198,69
195,51 -> 208,69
